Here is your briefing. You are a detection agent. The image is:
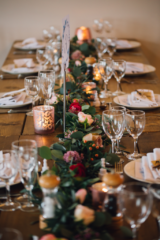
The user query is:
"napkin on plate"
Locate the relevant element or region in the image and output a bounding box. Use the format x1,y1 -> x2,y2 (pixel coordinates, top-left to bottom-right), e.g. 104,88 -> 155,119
126,62 -> 144,74
0,89 -> 28,106
127,89 -> 158,107
21,37 -> 41,49
13,59 -> 35,68
147,153 -> 160,178
116,40 -> 132,48
142,156 -> 155,181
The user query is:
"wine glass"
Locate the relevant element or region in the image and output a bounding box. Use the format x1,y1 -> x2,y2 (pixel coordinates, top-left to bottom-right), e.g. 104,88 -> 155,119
125,110 -> 145,160
105,38 -> 117,57
24,76 -> 39,116
104,20 -> 112,34
102,110 -> 125,153
38,70 -> 55,105
113,60 -> 126,96
94,38 -> 107,60
119,182 -> 152,239
36,49 -> 48,69
0,150 -> 20,211
0,228 -> 23,240
150,184 -> 160,240
12,139 -> 38,212
111,106 -> 126,155
93,20 -> 103,33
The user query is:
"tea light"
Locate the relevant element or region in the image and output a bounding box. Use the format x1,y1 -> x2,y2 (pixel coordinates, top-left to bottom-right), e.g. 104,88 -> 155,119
33,105 -> 55,134
76,26 -> 91,43
82,82 -> 97,100
91,182 -> 108,209
94,73 -> 101,81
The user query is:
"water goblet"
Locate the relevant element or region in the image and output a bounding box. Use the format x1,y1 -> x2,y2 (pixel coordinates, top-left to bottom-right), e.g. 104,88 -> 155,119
12,139 -> 38,212
125,110 -> 145,160
94,38 -> 107,60
38,70 -> 55,105
105,38 -> 117,57
36,49 -> 48,69
119,182 -> 152,239
111,106 -> 126,155
24,76 -> 39,116
113,60 -> 126,96
93,20 -> 103,33
104,20 -> 112,34
0,150 -> 20,211
0,228 -> 23,240
102,110 -> 125,153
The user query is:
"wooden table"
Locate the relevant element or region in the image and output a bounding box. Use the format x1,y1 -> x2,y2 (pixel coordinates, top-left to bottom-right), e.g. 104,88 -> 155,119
0,41 -> 159,240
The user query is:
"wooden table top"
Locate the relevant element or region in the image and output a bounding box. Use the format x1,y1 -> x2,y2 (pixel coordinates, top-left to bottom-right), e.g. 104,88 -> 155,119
0,41 -> 159,240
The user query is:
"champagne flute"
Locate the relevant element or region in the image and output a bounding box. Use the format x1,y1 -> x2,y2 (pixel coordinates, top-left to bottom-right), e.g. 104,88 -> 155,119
102,110 -> 125,153
94,38 -> 107,59
38,70 -> 55,105
113,60 -> 126,96
119,182 -> 152,239
0,150 -> 20,211
125,110 -> 145,160
24,76 -> 39,116
105,38 -> 117,57
151,184 -> 160,240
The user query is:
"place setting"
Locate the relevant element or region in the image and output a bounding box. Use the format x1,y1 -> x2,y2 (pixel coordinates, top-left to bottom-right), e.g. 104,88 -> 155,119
13,37 -> 46,50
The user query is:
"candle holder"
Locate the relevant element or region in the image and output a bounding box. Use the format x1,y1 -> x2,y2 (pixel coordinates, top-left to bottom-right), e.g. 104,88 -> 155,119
75,26 -> 91,44
33,105 -> 55,134
91,182 -> 108,210
82,82 -> 97,101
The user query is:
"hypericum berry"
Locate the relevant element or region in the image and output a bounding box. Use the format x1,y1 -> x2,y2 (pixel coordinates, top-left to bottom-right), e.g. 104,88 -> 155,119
84,140 -> 87,143
95,154 -> 98,157
89,147 -> 92,151
96,146 -> 99,149
92,144 -> 96,147
91,158 -> 94,161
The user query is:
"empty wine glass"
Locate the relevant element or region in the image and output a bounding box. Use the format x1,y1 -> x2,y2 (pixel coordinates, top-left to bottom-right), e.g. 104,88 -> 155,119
0,228 -> 23,240
119,182 -> 152,239
151,184 -> 160,240
93,20 -> 103,33
38,70 -> 55,105
113,60 -> 126,96
36,49 -> 48,69
12,139 -> 38,212
94,38 -> 107,59
102,110 -> 125,153
104,20 -> 112,34
24,76 -> 39,116
0,150 -> 20,211
125,110 -> 145,160
105,38 -> 117,57
111,106 -> 126,155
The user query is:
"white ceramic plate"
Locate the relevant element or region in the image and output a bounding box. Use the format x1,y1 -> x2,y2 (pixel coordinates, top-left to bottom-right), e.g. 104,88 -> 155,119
0,93 -> 32,109
116,40 -> 141,50
124,159 -> 160,184
14,41 -> 46,50
1,64 -> 41,75
125,63 -> 156,76
114,94 -> 160,110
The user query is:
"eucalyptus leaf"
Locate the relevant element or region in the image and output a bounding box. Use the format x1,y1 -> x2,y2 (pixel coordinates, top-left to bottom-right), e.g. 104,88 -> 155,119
70,131 -> 84,139
82,105 -> 90,111
51,149 -> 64,160
38,146 -> 52,160
52,143 -> 66,152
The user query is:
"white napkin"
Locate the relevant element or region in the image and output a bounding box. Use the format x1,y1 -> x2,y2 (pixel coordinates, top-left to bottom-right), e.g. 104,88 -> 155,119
135,160 -> 144,179
126,62 -> 144,74
153,149 -> 160,176
21,38 -> 41,49
0,89 -> 27,106
142,156 -> 155,181
147,153 -> 160,179
116,40 -> 132,48
13,59 -> 35,68
127,90 -> 158,107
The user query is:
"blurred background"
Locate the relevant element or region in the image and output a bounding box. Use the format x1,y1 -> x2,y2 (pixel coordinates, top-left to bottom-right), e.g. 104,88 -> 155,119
0,0 -> 160,77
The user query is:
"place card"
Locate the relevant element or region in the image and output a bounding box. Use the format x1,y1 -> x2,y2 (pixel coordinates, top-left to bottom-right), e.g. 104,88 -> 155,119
62,15 -> 70,72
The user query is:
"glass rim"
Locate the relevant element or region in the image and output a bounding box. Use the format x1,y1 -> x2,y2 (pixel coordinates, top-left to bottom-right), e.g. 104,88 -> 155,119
24,76 -> 39,80
11,139 -> 37,148
103,109 -> 125,116
126,110 -> 145,116
121,182 -> 150,195
113,60 -> 126,64
39,70 -> 55,73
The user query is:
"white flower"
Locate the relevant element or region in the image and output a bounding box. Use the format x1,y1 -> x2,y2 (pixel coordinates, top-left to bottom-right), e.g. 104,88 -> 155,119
83,133 -> 103,147
78,112 -> 94,126
48,95 -> 58,104
75,60 -> 81,66
75,189 -> 87,204
74,205 -> 95,225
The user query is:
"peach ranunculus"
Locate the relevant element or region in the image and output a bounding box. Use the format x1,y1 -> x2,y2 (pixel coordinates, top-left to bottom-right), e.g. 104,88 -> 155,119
48,95 -> 58,104
74,204 -> 95,225
78,112 -> 94,126
75,189 -> 87,204
83,133 -> 103,147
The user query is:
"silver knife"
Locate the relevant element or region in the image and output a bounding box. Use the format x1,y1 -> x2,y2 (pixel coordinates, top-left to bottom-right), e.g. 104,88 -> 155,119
0,109 -> 31,114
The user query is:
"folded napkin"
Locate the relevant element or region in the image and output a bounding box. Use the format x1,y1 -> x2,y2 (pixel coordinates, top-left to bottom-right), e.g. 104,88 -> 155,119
135,160 -> 144,179
13,59 -> 35,68
147,153 -> 160,178
0,89 -> 27,106
142,156 -> 155,181
21,37 -> 42,49
116,40 -> 132,48
126,62 -> 144,74
128,89 -> 158,107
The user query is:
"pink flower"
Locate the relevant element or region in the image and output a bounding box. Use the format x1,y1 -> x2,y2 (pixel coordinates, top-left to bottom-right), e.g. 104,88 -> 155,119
48,95 -> 58,104
74,205 -> 95,225
71,50 -> 84,60
76,189 -> 87,204
75,60 -> 81,66
65,130 -> 77,139
78,112 -> 94,126
63,151 -> 82,163
83,133 -> 103,147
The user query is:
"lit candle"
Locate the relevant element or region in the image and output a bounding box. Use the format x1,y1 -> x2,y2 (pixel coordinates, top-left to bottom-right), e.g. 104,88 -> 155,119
82,82 -> 97,100
75,26 -> 91,44
94,73 -> 101,81
33,105 -> 55,134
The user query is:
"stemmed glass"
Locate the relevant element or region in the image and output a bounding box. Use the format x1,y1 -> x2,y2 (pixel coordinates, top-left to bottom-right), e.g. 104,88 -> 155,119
105,38 -> 117,58
102,110 -> 125,153
94,38 -> 107,59
125,110 -> 145,160
0,228 -> 23,240
119,182 -> 152,239
0,150 -> 20,211
113,60 -> 126,96
111,106 -> 126,155
38,70 -> 55,105
12,139 -> 38,212
104,20 -> 112,34
151,184 -> 160,240
24,76 -> 39,116
93,20 -> 103,33
36,49 -> 48,70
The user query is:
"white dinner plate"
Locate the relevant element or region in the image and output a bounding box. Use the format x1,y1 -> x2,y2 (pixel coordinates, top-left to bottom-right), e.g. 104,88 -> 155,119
14,40 -> 46,50
0,93 -> 32,109
114,94 -> 160,110
1,64 -> 41,75
125,63 -> 156,76
124,159 -> 160,184
116,40 -> 141,50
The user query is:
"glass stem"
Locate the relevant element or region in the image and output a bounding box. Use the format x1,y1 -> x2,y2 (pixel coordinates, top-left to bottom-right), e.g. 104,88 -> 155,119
6,181 -> 11,203
157,217 -> 160,240
117,139 -> 120,151
133,137 -> 138,155
131,226 -> 139,239
111,139 -> 116,153
29,190 -> 33,204
117,81 -> 121,92
105,82 -> 108,92
32,98 -> 35,109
